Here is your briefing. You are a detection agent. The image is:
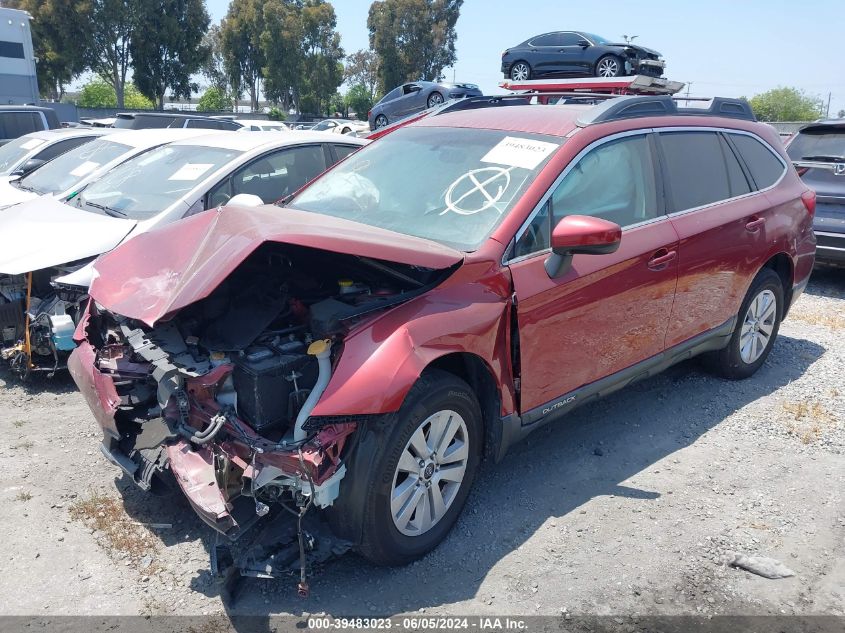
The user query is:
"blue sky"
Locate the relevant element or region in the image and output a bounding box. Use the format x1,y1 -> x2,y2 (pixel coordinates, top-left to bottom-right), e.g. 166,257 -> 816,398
208,0 -> 843,114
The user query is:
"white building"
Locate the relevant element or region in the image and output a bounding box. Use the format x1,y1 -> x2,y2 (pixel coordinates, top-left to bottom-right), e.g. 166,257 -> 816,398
0,7 -> 39,105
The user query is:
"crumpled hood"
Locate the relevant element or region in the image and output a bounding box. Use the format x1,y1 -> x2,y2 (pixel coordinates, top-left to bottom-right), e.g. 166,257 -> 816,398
0,177 -> 39,209
606,43 -> 662,57
90,204 -> 464,327
0,196 -> 137,275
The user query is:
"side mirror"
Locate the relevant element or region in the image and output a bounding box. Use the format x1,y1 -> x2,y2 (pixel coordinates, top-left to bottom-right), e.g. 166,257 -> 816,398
11,158 -> 45,177
545,215 -> 621,278
577,39 -> 591,47
409,85 -> 422,93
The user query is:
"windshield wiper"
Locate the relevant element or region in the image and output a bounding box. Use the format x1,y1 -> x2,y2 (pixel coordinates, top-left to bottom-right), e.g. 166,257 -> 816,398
81,199 -> 127,217
11,180 -> 39,193
801,154 -> 845,162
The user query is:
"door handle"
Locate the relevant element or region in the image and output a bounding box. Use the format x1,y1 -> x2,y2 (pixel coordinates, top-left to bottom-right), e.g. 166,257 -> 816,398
648,249 -> 677,270
746,217 -> 765,232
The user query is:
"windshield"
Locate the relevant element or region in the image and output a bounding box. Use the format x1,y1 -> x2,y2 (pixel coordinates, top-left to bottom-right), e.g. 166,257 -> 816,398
73,144 -> 242,220
786,129 -> 845,161
291,126 -> 561,250
0,136 -> 45,175
312,120 -> 336,131
583,33 -> 610,44
19,139 -> 131,195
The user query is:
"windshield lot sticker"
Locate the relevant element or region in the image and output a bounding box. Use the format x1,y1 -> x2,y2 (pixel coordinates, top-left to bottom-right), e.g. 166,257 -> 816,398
69,161 -> 100,177
443,167 -> 512,216
20,138 -> 46,150
481,136 -> 559,170
168,163 -> 214,181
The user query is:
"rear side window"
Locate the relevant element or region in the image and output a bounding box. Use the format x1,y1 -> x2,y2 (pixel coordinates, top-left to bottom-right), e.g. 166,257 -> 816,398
659,131 -> 731,211
719,135 -> 751,197
530,33 -> 560,46
729,134 -> 785,190
0,112 -> 43,139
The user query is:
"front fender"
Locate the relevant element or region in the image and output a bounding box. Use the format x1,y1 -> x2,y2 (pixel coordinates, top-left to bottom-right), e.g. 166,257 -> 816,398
311,280 -> 514,418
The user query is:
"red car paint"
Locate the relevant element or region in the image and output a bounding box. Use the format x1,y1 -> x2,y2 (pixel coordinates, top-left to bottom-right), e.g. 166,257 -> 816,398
71,102 -> 816,537
88,205 -> 463,327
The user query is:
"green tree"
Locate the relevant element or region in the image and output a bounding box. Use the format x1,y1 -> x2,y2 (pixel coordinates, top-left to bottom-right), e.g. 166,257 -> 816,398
87,0 -> 141,108
130,0 -> 210,109
6,0 -> 93,101
200,24 -> 230,96
345,83 -> 374,120
749,87 -> 824,122
299,0 -> 344,116
344,49 -> 379,100
367,0 -> 462,93
838,109 -> 845,119
77,78 -> 153,109
196,86 -> 231,112
220,0 -> 266,111
261,0 -> 303,112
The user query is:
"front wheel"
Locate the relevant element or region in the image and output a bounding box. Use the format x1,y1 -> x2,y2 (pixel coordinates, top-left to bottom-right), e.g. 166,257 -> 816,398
328,369 -> 482,565
595,55 -> 623,77
427,92 -> 444,108
706,268 -> 783,379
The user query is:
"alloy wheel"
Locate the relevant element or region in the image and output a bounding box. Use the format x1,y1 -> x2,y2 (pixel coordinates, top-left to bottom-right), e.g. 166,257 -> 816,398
511,63 -> 530,81
597,58 -> 620,77
390,409 -> 469,536
375,115 -> 388,129
428,92 -> 444,108
739,289 -> 776,364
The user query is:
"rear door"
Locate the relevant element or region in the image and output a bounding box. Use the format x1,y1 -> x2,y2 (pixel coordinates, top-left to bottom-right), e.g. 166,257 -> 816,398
508,131 -> 679,414
659,129 -> 785,347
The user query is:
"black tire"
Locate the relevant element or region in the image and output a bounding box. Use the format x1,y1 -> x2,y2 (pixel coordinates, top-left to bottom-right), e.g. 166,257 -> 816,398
509,61 -> 531,81
595,55 -> 623,78
328,369 -> 482,566
374,114 -> 388,129
705,268 -> 784,380
427,91 -> 444,108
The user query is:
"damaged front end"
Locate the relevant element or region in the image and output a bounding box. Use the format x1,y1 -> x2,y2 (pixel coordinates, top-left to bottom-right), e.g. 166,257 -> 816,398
1,263 -> 91,378
70,241 -> 452,591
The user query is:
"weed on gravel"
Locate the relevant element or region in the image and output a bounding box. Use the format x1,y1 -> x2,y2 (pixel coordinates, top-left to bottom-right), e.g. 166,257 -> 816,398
780,399 -> 839,444
69,492 -> 161,570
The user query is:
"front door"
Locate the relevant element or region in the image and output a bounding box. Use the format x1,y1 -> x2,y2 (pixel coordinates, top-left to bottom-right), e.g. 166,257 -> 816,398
508,132 -> 679,414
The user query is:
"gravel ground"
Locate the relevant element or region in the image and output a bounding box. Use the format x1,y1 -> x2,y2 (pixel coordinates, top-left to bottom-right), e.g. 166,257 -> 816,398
0,269 -> 842,619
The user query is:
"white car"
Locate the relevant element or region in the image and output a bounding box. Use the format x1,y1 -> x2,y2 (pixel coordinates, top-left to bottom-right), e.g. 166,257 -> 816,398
0,130 -> 367,375
0,128 -> 224,210
236,119 -> 290,132
311,118 -> 370,136
0,128 -> 113,180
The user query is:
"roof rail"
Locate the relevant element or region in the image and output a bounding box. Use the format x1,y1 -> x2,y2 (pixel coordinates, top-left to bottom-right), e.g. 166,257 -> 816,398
577,95 -> 756,126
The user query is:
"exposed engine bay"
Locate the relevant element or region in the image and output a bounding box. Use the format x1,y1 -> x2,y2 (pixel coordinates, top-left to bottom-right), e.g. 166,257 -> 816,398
0,263 -> 91,377
81,243 -> 449,534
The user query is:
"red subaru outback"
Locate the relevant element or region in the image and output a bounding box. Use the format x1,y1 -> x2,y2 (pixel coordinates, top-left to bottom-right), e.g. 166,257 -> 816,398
70,95 -> 816,574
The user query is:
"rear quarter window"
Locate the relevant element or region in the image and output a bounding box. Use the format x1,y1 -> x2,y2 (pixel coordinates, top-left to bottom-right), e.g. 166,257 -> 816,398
659,131 -> 732,211
729,134 -> 785,190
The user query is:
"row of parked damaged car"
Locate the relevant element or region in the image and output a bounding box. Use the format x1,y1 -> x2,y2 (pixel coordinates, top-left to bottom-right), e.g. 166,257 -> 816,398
0,90 -> 834,594
0,125 -> 369,377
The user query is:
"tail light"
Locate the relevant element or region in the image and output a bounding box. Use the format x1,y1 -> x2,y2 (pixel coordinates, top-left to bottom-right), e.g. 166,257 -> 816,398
367,110 -> 371,119
795,166 -> 809,176
801,190 -> 816,217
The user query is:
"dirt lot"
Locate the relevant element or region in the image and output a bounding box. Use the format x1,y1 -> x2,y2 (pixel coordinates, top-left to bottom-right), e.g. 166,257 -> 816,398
0,269 -> 842,619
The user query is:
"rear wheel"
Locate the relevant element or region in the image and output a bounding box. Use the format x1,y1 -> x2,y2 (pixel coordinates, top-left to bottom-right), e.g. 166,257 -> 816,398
374,114 -> 388,129
510,61 -> 531,81
595,55 -> 623,77
328,370 -> 482,565
706,268 -> 783,379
